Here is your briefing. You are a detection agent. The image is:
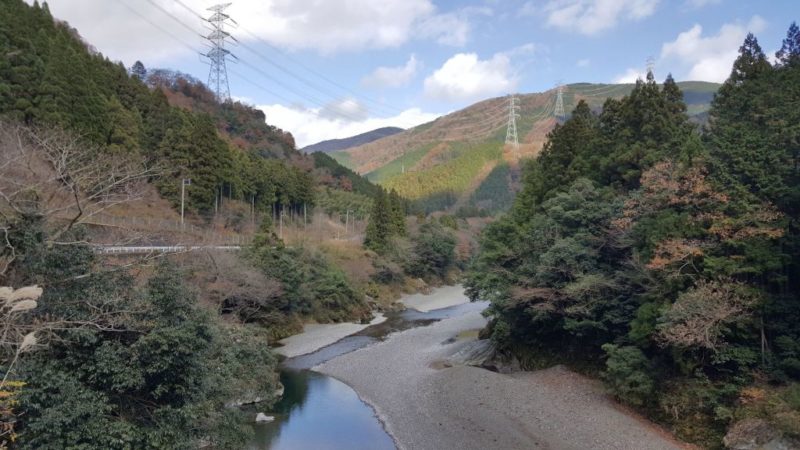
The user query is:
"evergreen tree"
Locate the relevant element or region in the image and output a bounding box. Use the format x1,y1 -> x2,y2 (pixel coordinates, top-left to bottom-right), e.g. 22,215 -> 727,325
364,190 -> 391,253
708,33 -> 784,205
130,60 -> 147,80
775,22 -> 800,67
728,33 -> 772,85
388,189 -> 407,236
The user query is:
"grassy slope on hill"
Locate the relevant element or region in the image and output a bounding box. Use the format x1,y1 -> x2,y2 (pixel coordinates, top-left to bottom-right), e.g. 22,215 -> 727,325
336,82 -> 719,214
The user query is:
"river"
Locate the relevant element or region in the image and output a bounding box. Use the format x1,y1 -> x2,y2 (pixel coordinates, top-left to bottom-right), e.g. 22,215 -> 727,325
247,290 -> 486,450
247,286 -> 684,450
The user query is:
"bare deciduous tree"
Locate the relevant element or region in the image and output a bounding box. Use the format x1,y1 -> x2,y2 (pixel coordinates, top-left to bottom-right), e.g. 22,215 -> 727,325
0,121 -> 159,275
657,279 -> 762,351
0,121 -> 157,241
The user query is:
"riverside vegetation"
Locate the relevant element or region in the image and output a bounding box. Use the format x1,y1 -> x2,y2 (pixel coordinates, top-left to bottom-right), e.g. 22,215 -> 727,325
4,1 -> 798,449
0,1 -> 460,448
466,25 -> 800,448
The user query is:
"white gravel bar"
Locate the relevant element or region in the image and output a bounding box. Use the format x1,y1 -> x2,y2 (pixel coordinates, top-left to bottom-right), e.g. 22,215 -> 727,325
401,284 -> 470,312
317,288 -> 686,450
274,313 -> 386,358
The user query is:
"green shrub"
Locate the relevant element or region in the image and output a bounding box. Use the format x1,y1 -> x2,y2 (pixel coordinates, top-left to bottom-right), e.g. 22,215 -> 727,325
404,222 -> 456,279
601,344 -> 655,407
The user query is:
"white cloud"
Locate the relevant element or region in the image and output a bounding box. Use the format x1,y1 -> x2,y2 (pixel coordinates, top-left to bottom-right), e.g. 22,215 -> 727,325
257,104 -> 440,148
543,0 -> 660,35
248,0 -> 436,54
417,6 -> 493,47
362,55 -> 421,89
318,98 -> 370,121
660,16 -> 767,82
26,0 -> 483,64
614,67 -> 646,83
504,42 -> 540,58
577,58 -> 591,67
424,52 -> 517,103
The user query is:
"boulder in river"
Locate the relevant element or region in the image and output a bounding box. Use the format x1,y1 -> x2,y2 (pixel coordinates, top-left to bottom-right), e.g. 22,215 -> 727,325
447,339 -> 521,373
255,413 -> 275,423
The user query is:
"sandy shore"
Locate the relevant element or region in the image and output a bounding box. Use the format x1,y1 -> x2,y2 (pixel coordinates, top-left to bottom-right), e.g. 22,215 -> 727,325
274,313 -> 386,358
317,296 -> 685,450
401,284 -> 470,312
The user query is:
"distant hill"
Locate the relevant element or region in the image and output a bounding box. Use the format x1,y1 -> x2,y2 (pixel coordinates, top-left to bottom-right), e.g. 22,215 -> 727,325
332,81 -> 720,214
302,127 -> 404,154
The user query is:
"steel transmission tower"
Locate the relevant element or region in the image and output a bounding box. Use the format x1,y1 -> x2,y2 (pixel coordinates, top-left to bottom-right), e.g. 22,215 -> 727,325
505,94 -> 520,152
554,84 -> 566,122
205,3 -> 236,102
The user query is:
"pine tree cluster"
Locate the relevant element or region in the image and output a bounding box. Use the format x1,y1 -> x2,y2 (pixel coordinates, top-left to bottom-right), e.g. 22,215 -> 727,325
466,24 -> 800,447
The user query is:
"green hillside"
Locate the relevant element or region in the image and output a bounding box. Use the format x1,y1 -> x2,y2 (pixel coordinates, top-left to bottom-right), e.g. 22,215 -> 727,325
337,80 -> 720,215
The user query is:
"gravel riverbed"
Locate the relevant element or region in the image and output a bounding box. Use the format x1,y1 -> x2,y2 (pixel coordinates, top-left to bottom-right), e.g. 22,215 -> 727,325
274,313 -> 386,358
316,298 -> 687,450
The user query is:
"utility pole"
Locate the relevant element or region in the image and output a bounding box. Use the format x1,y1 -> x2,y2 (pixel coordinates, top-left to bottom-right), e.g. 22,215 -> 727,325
204,3 -> 236,102
554,83 -> 566,123
180,178 -> 191,229
505,94 -> 520,153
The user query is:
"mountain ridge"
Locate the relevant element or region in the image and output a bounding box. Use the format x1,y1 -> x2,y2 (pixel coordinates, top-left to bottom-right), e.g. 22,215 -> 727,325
302,126 -> 404,154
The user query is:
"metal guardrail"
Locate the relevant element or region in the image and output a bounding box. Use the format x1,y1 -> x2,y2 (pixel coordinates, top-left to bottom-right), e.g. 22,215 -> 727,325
93,245 -> 242,255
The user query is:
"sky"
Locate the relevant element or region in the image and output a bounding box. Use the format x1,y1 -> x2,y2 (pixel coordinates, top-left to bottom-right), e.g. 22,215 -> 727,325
31,0 -> 798,147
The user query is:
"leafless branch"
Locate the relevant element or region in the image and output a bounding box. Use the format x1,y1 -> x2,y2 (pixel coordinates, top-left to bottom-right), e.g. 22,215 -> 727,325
0,120 -> 161,245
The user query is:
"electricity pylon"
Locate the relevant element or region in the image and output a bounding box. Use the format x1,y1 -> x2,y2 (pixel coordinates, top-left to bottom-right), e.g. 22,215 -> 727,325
505,94 -> 520,152
554,84 -> 566,122
205,3 -> 236,102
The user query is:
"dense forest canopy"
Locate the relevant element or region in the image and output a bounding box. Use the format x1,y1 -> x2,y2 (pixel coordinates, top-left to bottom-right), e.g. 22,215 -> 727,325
0,0 -> 380,220
0,0 -> 399,447
466,25 -> 800,447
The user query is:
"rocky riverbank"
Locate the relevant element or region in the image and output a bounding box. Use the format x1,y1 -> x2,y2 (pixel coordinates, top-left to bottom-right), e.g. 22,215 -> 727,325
316,288 -> 688,450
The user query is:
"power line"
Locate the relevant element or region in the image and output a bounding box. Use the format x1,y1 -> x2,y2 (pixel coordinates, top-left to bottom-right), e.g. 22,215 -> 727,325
139,0 -> 366,122
169,0 -> 408,117
235,59 -> 366,122
228,68 -> 384,124
142,0 -> 204,39
114,0 -> 202,55
235,24 -> 408,115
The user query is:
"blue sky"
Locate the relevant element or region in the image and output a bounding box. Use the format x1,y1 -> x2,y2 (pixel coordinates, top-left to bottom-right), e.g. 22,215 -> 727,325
33,0 -> 798,146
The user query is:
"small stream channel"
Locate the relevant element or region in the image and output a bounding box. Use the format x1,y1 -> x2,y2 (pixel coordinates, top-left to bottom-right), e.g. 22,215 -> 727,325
246,300 -> 489,450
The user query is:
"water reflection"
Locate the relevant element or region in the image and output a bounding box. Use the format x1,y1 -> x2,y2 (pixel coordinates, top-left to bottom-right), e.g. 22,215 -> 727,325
250,300 -> 490,449
249,371 -> 395,450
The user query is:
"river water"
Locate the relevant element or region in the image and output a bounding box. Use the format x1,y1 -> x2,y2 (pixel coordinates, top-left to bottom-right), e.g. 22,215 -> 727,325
247,300 -> 488,450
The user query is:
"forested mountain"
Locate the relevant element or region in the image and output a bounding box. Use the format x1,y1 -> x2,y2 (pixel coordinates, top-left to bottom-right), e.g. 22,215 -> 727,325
332,81 -> 719,214
0,1 -> 397,447
0,0 -> 377,220
302,126 -> 404,154
466,25 -> 800,448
